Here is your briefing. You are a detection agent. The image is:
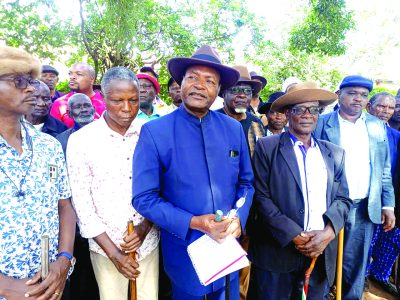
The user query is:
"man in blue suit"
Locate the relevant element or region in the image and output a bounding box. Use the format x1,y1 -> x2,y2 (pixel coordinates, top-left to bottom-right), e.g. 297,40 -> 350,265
314,75 -> 396,299
366,92 -> 400,295
132,45 -> 254,300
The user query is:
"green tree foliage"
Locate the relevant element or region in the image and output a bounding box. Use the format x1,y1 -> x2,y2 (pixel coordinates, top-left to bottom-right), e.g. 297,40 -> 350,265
0,0 -> 79,60
289,0 -> 354,56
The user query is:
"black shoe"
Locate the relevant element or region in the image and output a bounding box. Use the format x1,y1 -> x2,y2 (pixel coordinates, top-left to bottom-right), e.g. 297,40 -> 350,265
369,276 -> 399,296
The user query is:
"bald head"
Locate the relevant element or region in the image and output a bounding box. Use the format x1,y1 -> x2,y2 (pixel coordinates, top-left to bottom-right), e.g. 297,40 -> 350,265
68,62 -> 96,95
67,93 -> 95,126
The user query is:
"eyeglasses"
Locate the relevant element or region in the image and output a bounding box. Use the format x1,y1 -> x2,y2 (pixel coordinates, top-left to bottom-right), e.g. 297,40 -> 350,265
291,106 -> 322,115
0,75 -> 40,89
228,86 -> 253,95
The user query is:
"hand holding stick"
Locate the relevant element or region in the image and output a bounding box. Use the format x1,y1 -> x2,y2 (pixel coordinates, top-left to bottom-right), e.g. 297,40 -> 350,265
127,221 -> 137,300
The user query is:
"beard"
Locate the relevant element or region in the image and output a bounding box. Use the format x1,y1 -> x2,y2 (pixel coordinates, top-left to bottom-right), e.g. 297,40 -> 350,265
74,114 -> 95,126
234,107 -> 247,114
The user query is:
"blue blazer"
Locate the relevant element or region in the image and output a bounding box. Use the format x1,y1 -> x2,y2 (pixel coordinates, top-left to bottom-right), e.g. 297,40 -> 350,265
132,106 -> 254,296
314,111 -> 395,224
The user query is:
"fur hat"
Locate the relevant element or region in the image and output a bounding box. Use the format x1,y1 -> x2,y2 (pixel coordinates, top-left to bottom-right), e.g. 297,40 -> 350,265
0,46 -> 41,78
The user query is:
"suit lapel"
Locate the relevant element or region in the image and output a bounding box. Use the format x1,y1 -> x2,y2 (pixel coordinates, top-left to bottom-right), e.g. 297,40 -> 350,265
324,111 -> 341,146
279,133 -> 303,192
317,141 -> 334,205
365,113 -> 377,166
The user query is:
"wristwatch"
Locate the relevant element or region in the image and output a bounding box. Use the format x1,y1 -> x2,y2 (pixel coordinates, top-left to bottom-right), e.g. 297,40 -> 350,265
57,251 -> 76,267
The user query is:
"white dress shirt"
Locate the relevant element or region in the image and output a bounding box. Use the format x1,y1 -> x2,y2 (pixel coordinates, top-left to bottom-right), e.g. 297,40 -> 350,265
338,112 -> 371,200
291,135 -> 328,231
67,115 -> 159,260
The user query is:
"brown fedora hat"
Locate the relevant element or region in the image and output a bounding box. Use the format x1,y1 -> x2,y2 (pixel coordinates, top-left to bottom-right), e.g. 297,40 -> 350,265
250,71 -> 267,89
167,45 -> 240,92
271,81 -> 337,112
231,65 -> 262,95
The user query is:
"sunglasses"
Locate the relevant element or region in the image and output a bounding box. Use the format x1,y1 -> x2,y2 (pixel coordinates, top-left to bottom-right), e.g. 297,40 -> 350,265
0,75 -> 40,90
228,86 -> 253,95
290,106 -> 322,116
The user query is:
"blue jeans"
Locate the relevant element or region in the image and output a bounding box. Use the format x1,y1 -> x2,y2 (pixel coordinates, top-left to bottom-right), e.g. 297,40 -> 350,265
342,199 -> 375,300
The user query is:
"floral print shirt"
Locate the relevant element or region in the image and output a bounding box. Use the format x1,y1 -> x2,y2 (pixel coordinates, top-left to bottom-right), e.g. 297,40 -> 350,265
0,120 -> 71,282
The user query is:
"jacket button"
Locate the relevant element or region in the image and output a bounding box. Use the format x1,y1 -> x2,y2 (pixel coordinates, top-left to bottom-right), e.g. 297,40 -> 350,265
299,209 -> 304,214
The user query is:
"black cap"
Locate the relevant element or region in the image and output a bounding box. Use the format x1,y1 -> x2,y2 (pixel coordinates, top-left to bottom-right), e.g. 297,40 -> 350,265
140,66 -> 158,79
42,65 -> 59,76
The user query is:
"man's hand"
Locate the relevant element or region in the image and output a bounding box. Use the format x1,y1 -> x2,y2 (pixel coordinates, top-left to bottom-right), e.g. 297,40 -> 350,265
225,217 -> 242,238
0,276 -> 36,300
382,209 -> 396,232
190,214 -> 232,243
296,224 -> 336,258
109,250 -> 140,280
25,256 -> 70,300
120,220 -> 153,253
292,232 -> 313,247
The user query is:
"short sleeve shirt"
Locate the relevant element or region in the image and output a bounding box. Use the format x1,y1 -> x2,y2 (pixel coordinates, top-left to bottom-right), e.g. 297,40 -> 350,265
0,120 -> 71,280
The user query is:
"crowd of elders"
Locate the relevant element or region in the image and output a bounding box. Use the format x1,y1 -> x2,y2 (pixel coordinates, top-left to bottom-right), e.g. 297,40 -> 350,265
0,43 -> 400,300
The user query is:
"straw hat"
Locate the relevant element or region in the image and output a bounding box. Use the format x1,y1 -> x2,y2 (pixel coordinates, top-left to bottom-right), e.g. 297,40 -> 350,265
271,81 -> 337,112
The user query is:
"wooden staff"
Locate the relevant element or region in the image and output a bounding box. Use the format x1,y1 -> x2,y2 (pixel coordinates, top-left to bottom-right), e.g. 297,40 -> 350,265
336,228 -> 344,300
41,235 -> 49,280
127,221 -> 137,300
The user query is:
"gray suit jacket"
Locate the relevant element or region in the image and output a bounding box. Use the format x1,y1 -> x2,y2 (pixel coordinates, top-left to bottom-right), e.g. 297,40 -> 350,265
314,111 -> 395,224
248,132 -> 351,286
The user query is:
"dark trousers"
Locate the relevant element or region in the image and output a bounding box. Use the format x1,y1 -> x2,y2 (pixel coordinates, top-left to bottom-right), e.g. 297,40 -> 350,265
247,257 -> 328,300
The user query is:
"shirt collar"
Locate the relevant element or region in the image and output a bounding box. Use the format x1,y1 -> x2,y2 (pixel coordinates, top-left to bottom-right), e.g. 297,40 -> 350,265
289,132 -> 317,148
100,113 -> 144,137
338,110 -> 366,124
137,108 -> 160,118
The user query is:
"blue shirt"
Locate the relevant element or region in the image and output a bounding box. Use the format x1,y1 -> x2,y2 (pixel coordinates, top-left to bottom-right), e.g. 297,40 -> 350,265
0,120 -> 71,281
132,106 -> 254,296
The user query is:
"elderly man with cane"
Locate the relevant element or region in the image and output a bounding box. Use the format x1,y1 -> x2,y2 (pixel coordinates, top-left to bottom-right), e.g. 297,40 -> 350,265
248,81 -> 351,299
67,67 -> 159,300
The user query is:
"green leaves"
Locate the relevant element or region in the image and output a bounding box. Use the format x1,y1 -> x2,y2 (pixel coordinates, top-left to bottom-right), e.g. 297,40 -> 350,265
289,0 -> 354,56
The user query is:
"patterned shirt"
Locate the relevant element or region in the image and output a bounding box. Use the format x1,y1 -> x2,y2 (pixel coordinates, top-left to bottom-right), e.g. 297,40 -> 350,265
66,115 -> 159,260
0,120 -> 71,280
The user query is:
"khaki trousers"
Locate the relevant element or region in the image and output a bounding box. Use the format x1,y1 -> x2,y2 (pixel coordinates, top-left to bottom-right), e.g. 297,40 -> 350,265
90,246 -> 159,300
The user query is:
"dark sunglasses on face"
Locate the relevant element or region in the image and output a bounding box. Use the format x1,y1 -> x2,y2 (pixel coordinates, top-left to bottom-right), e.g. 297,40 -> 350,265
0,75 -> 40,90
290,106 -> 322,116
228,86 -> 253,95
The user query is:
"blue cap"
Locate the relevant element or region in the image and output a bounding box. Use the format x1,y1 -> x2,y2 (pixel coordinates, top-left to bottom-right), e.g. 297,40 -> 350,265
339,75 -> 373,92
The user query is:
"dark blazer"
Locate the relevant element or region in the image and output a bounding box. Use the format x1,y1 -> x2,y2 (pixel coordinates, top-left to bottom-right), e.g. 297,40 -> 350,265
42,115 -> 68,138
248,132 -> 351,286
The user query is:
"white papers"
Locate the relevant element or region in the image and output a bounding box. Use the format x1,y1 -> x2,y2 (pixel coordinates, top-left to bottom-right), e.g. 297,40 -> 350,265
187,234 -> 249,286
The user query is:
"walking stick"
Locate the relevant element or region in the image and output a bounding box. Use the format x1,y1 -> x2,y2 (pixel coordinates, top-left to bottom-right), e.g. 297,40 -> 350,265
336,228 -> 344,300
302,257 -> 317,300
127,221 -> 137,300
41,235 -> 49,280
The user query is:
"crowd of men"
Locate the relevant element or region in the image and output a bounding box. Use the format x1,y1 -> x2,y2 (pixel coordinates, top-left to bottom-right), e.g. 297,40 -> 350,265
0,43 -> 400,300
